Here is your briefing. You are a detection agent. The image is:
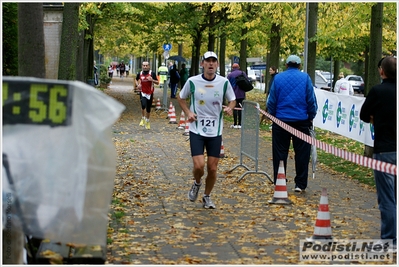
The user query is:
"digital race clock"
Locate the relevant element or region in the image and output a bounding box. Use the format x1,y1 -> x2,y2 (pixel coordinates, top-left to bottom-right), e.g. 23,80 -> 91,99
3,78 -> 73,126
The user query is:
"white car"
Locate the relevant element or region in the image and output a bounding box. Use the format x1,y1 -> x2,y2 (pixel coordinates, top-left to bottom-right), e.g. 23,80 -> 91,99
345,75 -> 364,94
246,68 -> 256,83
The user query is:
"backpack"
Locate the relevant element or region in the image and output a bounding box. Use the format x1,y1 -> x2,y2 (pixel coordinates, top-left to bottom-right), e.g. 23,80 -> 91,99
235,71 -> 253,92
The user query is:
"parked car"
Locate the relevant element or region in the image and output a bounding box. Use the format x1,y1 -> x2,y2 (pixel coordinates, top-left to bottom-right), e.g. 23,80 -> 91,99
345,75 -> 364,94
254,70 -> 265,82
320,71 -> 333,85
247,69 -> 257,83
314,71 -> 330,90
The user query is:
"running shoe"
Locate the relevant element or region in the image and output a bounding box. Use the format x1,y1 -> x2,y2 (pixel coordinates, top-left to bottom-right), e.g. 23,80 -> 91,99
202,195 -> 216,209
139,118 -> 145,127
145,120 -> 150,130
294,187 -> 302,192
188,182 -> 201,202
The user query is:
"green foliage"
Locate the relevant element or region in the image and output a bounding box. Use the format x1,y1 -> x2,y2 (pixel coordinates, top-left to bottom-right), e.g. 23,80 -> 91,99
99,64 -> 111,85
2,3 -> 18,76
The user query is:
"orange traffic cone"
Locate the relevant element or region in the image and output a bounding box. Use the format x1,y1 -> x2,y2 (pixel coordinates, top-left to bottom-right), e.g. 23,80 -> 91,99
169,105 -> 177,124
177,111 -> 185,129
183,119 -> 190,136
219,140 -> 225,158
155,98 -> 161,110
167,102 -> 173,119
268,161 -> 292,205
308,188 -> 333,240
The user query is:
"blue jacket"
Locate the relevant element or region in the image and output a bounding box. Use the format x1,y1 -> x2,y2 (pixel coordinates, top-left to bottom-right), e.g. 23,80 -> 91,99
267,67 -> 317,122
227,69 -> 246,99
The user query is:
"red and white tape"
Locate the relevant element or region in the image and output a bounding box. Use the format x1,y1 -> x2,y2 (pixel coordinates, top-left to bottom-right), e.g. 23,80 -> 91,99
254,106 -> 396,176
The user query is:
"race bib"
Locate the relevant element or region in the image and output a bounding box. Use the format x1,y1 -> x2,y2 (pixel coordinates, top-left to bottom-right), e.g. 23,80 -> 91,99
197,116 -> 218,136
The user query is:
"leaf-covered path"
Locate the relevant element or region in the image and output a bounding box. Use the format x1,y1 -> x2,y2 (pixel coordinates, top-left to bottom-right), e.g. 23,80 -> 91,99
104,77 -> 393,265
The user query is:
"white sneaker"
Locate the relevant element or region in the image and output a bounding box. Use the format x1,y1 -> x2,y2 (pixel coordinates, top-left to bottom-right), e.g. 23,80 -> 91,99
237,125 -> 241,129
202,195 -> 216,209
294,187 -> 302,192
188,182 -> 201,202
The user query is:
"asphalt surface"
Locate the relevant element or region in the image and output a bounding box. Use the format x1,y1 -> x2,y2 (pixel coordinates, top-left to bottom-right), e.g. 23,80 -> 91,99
104,76 -> 394,265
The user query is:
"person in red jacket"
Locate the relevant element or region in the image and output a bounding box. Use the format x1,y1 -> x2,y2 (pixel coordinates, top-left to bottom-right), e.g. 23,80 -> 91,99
135,61 -> 159,129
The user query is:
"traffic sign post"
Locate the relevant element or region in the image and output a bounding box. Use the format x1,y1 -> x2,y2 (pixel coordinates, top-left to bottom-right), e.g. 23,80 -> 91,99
163,43 -> 172,51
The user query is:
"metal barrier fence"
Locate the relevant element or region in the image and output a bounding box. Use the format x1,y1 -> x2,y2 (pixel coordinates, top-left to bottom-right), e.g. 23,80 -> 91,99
229,100 -> 273,183
161,80 -> 169,113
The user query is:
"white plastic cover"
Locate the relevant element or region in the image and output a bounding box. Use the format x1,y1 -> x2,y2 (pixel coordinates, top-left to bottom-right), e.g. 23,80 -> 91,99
2,77 -> 125,245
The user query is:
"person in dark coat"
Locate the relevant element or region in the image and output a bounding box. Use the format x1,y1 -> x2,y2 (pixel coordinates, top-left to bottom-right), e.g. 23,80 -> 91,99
169,64 -> 180,98
227,63 -> 247,128
360,56 -> 397,250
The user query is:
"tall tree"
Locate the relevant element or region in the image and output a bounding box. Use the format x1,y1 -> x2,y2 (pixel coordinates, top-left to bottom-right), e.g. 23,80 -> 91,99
364,3 -> 383,158
58,3 -> 80,80
3,3 -> 18,76
366,3 -> 383,95
306,3 -> 318,85
18,3 -> 45,78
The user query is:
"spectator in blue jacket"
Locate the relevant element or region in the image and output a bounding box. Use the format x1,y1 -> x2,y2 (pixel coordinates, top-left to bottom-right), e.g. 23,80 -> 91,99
227,63 -> 246,128
267,55 -> 318,192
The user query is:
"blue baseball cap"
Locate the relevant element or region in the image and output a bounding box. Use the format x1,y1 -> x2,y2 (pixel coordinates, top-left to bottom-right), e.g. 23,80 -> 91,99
286,55 -> 301,64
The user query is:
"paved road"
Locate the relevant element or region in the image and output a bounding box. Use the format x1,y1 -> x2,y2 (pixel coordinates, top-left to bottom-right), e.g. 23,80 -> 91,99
104,76 -> 393,265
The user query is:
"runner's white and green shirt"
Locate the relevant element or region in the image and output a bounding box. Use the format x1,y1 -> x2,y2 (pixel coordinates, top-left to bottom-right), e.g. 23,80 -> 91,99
179,74 -> 235,137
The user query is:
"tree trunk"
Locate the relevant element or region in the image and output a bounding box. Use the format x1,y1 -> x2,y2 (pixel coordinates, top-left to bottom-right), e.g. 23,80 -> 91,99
76,30 -> 85,82
265,23 -> 281,94
239,27 -> 248,73
84,13 -> 95,83
219,32 -> 227,77
367,3 -> 383,95
207,7 -> 216,52
307,3 -> 318,85
191,29 -> 202,75
364,3 -> 383,158
18,3 -> 45,78
58,3 -> 80,80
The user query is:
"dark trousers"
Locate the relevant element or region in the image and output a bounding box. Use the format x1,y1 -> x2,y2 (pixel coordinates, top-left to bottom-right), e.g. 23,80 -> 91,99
272,120 -> 311,189
234,98 -> 244,125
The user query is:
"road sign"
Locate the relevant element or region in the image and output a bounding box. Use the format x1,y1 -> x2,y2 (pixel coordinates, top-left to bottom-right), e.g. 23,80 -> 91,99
250,64 -> 267,70
163,44 -> 172,51
233,56 -> 240,63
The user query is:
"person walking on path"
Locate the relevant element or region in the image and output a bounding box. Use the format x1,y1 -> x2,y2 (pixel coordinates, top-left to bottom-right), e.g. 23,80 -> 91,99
227,63 -> 246,128
125,64 -> 130,77
179,63 -> 189,89
360,56 -> 397,250
169,63 -> 180,99
334,72 -> 354,96
177,51 -> 236,209
267,55 -> 318,192
108,64 -> 114,79
158,62 -> 168,87
135,61 -> 159,130
119,61 -> 126,79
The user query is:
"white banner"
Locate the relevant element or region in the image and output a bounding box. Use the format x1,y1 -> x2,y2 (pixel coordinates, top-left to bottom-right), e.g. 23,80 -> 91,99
313,90 -> 374,147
